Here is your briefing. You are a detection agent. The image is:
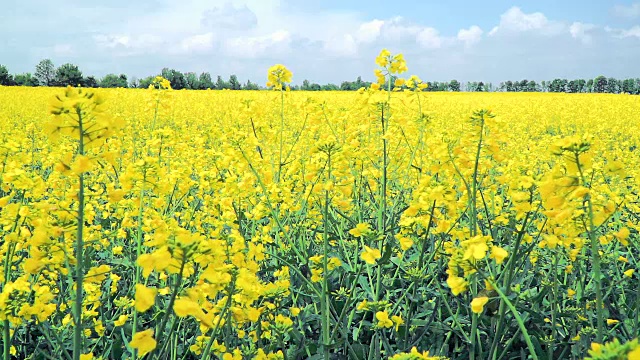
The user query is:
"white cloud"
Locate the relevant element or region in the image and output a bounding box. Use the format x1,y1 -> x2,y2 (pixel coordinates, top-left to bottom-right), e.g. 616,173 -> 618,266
93,34 -> 164,53
620,26 -> 640,38
201,3 -> 258,30
324,34 -> 358,57
53,44 -> 74,56
180,32 -> 216,53
417,28 -> 443,49
605,25 -> 640,39
489,7 -> 563,36
612,2 -> 640,18
569,22 -> 596,44
457,25 -> 483,46
223,30 -> 291,58
356,20 -> 384,43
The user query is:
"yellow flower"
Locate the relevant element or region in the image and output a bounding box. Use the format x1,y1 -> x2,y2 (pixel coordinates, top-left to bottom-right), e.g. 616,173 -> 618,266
130,329 -> 157,357
311,268 -> 323,282
614,227 -> 631,246
628,346 -> 640,360
471,296 -> 489,314
267,64 -> 292,89
327,257 -> 342,270
375,49 -> 391,67
134,284 -> 157,313
375,311 -> 393,328
462,235 -> 489,261
80,354 -> 93,360
290,307 -> 301,316
114,314 -> 128,327
624,269 -> 635,278
349,223 -> 370,237
446,275 -> 468,296
490,246 -> 509,264
397,235 -> 413,251
391,315 -> 404,331
606,319 -> 619,325
361,246 -> 381,265
357,300 -> 369,311
567,289 -> 576,298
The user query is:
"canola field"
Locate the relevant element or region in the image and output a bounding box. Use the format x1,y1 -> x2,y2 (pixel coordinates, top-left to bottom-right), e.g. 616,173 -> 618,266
0,52 -> 639,360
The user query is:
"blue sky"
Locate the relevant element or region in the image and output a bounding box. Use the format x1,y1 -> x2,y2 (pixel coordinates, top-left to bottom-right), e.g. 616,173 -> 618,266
1,0 -> 639,84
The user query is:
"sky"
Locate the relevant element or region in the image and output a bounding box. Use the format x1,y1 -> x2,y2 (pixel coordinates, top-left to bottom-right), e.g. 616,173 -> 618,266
1,0 -> 640,85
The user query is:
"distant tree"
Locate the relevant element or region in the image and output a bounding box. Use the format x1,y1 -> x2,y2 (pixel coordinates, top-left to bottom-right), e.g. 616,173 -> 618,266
607,77 -> 620,94
504,80 -> 514,92
322,83 -> 339,91
301,79 -> 311,91
243,80 -> 259,90
54,63 -> 83,87
83,76 -> 99,88
518,80 -> 528,92
566,80 -> 579,93
184,72 -> 199,90
340,81 -> 354,91
540,80 -> 547,92
100,73 -> 128,88
161,68 -> 186,90
139,76 -> 155,89
549,79 -> 564,92
215,75 -> 228,90
621,78 -> 638,94
14,73 -> 38,86
585,79 -> 594,93
475,82 -> 485,92
129,77 -> 140,88
593,76 -> 607,93
229,74 -> 241,90
310,83 -> 321,91
448,79 -> 461,92
0,65 -> 14,85
35,59 -> 55,86
198,72 -> 214,89
527,80 -> 539,92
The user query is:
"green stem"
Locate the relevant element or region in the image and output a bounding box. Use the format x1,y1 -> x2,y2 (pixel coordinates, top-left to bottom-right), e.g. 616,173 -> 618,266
321,150 -> 332,359
277,88 -> 284,182
575,152 -> 604,342
488,280 -> 539,360
73,107 -> 86,360
131,167 -> 147,351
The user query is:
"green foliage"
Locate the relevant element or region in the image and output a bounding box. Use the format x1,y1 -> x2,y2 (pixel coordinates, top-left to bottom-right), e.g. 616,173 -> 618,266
229,74 -> 241,90
0,65 -> 14,85
448,79 -> 461,92
13,73 -> 38,86
54,63 -> 83,87
35,59 -> 55,86
161,68 -> 187,90
100,74 -> 128,88
198,72 -> 214,89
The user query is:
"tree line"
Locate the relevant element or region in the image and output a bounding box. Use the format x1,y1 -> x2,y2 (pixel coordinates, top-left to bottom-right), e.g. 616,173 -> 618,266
0,59 -> 638,94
